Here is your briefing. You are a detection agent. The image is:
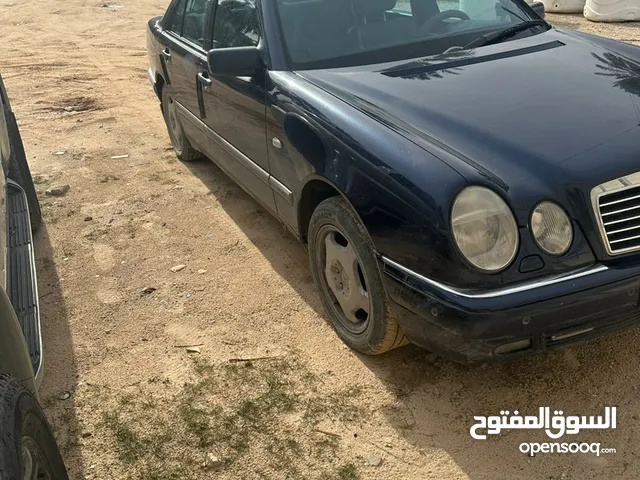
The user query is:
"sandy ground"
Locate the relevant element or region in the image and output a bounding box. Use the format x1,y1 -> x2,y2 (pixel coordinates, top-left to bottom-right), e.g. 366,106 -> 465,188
2,2 -> 640,479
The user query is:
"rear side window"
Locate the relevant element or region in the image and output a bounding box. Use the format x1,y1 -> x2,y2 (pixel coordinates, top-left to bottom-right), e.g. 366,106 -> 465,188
212,0 -> 260,48
183,0 -> 212,46
166,0 -> 186,33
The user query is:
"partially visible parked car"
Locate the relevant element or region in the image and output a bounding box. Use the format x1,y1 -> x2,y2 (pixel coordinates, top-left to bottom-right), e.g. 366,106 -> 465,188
148,0 -> 640,364
0,73 -> 68,479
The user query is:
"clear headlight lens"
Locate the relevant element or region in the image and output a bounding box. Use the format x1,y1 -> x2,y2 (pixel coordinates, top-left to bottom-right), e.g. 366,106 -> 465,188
531,202 -> 573,255
451,186 -> 519,272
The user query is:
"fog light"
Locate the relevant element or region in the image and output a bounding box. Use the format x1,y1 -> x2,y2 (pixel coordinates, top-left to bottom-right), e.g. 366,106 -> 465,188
494,339 -> 532,355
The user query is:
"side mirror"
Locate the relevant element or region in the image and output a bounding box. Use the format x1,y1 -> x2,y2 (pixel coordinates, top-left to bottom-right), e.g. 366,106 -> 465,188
207,47 -> 260,77
529,1 -> 546,18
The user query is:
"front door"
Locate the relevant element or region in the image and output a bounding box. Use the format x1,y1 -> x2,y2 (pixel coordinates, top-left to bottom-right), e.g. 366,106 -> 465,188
159,0 -> 212,151
197,0 -> 276,212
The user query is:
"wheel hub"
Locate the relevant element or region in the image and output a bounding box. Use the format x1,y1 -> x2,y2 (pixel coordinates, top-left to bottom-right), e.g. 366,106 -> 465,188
322,229 -> 370,326
329,260 -> 350,296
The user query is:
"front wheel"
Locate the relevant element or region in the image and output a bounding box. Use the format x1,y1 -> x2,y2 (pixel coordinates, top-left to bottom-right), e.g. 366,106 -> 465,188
0,374 -> 69,479
308,197 -> 407,355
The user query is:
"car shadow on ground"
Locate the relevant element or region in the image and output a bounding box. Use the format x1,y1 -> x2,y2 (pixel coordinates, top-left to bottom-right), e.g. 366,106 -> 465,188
34,225 -> 84,478
185,158 -> 635,479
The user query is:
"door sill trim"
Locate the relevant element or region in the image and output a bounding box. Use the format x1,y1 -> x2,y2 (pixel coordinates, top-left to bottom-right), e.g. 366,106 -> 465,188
174,100 -> 293,204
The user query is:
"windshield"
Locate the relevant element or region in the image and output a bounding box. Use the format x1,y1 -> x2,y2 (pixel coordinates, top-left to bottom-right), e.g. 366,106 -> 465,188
274,0 -> 543,69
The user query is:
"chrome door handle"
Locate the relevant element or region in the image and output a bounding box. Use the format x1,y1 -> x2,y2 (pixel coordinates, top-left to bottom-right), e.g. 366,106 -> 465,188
162,48 -> 171,61
197,72 -> 212,88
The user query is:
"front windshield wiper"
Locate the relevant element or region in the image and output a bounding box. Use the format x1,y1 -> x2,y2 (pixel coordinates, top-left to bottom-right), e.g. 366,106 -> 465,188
463,19 -> 548,50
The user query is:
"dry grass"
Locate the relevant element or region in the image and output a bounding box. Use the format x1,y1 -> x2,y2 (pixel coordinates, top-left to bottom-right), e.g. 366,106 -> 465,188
98,354 -> 367,479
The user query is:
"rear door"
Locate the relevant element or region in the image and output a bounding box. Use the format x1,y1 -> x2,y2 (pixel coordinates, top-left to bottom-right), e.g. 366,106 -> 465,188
158,0 -> 213,150
197,0 -> 276,212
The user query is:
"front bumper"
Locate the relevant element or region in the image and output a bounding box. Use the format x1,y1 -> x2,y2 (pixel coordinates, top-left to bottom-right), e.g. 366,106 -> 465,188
382,257 -> 640,364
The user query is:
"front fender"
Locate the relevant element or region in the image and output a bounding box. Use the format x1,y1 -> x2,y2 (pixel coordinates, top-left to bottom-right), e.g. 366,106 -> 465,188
266,71 -> 508,289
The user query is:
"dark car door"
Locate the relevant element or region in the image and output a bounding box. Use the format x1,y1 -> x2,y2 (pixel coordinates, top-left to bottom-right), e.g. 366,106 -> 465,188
196,0 -> 276,212
159,0 -> 213,150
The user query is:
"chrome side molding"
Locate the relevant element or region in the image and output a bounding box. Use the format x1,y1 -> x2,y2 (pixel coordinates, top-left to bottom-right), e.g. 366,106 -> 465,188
174,100 -> 293,204
382,256 -> 609,300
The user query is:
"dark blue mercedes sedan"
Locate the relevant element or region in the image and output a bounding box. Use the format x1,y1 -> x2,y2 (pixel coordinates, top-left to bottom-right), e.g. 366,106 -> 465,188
147,0 -> 640,363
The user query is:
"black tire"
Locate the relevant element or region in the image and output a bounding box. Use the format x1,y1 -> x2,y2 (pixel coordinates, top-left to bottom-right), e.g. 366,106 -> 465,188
308,197 -> 408,355
161,87 -> 202,162
0,374 -> 69,480
5,106 -> 41,232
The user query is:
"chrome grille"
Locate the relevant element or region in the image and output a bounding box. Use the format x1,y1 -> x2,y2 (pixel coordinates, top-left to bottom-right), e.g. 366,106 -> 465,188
592,172 -> 640,255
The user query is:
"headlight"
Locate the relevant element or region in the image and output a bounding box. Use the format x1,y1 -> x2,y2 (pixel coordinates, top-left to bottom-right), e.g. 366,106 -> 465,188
531,202 -> 573,255
451,186 -> 519,272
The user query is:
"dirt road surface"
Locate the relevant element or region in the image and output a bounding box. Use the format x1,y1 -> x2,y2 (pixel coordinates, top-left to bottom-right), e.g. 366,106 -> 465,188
1,2 -> 640,479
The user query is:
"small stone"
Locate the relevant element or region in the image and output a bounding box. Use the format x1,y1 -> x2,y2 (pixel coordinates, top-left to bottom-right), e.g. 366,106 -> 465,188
81,432 -> 93,438
58,391 -> 71,400
365,455 -> 382,467
84,216 -> 93,221
141,287 -> 157,295
99,174 -> 119,183
198,269 -> 207,275
32,174 -> 49,185
186,346 -> 201,354
45,184 -> 70,197
204,453 -> 222,470
54,151 -> 66,155
105,329 -> 112,334
111,154 -> 129,159
170,264 -> 186,273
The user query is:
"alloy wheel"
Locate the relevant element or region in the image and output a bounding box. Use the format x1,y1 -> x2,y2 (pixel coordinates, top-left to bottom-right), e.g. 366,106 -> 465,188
316,225 -> 371,334
21,436 -> 51,480
165,95 -> 184,153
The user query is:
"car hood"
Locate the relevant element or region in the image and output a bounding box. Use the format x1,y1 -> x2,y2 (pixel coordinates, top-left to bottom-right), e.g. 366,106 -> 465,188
297,29 -> 640,202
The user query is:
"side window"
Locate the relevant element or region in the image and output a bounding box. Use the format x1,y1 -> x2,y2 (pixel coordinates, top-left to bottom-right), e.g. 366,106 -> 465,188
393,0 -> 413,15
212,0 -> 260,49
183,0 -> 212,46
166,0 -> 187,34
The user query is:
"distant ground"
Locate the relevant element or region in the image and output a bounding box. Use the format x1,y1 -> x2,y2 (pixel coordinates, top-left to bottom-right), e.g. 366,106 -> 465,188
1,2 -> 640,479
